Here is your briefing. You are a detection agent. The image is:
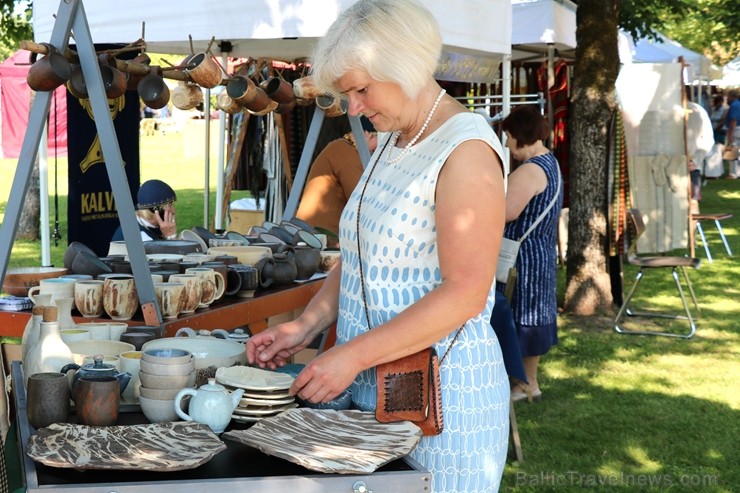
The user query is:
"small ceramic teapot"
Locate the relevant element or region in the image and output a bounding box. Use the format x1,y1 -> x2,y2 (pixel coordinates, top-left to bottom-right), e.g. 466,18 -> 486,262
61,354 -> 131,398
174,378 -> 244,433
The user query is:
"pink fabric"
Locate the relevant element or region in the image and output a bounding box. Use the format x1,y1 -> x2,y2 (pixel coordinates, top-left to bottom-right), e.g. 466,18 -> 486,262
0,50 -> 68,158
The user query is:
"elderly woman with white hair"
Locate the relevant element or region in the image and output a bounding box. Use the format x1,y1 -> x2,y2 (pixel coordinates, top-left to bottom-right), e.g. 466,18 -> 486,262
247,1 -> 509,490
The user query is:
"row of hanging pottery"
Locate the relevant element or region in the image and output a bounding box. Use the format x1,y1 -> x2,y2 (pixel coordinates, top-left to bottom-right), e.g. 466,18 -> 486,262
25,44 -> 345,117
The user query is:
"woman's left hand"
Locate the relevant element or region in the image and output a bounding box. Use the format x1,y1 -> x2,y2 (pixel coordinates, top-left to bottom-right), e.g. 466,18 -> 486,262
290,345 -> 362,403
155,208 -> 177,238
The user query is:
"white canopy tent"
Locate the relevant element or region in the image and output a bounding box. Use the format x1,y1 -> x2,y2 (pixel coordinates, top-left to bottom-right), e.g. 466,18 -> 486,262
632,32 -> 723,84
32,0 -> 512,237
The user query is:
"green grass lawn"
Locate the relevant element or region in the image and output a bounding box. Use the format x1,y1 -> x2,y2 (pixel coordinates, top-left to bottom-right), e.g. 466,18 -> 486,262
1,133 -> 739,491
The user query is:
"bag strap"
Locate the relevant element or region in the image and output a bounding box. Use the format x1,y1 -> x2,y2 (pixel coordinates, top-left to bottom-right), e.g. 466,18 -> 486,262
516,161 -> 561,242
355,135 -> 462,364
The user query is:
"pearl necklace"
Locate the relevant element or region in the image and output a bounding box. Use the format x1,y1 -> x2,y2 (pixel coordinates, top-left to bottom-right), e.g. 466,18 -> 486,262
386,88 -> 446,164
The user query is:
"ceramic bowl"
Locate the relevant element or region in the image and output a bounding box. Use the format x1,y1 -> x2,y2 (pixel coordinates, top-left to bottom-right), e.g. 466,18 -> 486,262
140,358 -> 195,376
108,241 -> 128,257
138,395 -> 187,423
144,240 -> 201,256
2,266 -> 69,297
146,254 -> 184,263
142,348 -> 193,366
139,385 -> 193,400
63,241 -> 97,270
319,250 -> 341,272
66,339 -> 136,358
142,337 -> 247,369
138,370 -> 194,390
206,245 -> 272,267
71,250 -> 112,277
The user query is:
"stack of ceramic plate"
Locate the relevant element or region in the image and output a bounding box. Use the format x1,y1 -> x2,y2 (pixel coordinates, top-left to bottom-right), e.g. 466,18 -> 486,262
215,366 -> 298,423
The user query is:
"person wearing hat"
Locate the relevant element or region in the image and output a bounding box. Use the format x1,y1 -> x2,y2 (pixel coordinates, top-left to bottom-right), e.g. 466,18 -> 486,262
295,116 -> 377,247
111,179 -> 178,241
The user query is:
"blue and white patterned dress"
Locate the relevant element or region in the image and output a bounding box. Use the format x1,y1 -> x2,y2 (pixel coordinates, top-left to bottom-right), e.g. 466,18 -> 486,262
336,112 -> 510,493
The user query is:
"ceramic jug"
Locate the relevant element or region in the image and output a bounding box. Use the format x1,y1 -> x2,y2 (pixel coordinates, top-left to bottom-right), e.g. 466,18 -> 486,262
55,297 -> 76,331
60,354 -> 131,398
21,306 -> 44,364
24,319 -> 74,389
175,378 -> 244,433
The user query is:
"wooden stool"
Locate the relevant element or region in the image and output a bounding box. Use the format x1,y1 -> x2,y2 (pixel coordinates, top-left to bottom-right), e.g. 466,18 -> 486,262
693,213 -> 733,263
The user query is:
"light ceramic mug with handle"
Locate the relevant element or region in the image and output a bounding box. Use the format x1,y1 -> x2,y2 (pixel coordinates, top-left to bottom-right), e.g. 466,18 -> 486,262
185,267 -> 225,305
28,278 -> 76,304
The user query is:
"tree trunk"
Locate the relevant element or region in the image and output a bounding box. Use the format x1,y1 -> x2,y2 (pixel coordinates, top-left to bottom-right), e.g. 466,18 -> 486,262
563,0 -> 620,315
17,153 -> 41,240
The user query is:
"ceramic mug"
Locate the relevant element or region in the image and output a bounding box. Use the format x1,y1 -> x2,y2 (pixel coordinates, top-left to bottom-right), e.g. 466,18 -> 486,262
26,43 -> 72,92
119,351 -> 143,404
154,282 -> 184,319
217,90 -> 242,114
184,52 -> 222,88
74,280 -> 104,318
75,376 -> 120,426
167,274 -> 202,314
316,94 -> 348,117
28,278 -> 76,304
171,82 -> 203,110
137,66 -> 170,110
185,267 -> 225,305
103,276 -> 138,321
75,322 -> 110,341
261,76 -> 295,104
292,75 -> 323,100
59,328 -> 91,344
226,74 -> 258,106
26,372 -> 70,428
108,322 -> 129,341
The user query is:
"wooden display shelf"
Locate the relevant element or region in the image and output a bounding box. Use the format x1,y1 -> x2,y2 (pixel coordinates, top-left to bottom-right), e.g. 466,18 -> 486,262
0,279 -> 324,338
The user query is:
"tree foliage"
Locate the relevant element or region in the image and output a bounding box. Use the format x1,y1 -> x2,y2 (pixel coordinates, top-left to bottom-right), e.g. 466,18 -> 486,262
0,0 -> 32,59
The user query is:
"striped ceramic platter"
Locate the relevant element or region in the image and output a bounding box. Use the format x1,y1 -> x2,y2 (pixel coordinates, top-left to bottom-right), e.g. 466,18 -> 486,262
222,408 -> 422,474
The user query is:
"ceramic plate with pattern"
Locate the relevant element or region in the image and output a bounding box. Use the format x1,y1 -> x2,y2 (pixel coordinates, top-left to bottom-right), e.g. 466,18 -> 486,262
240,395 -> 295,407
216,366 -> 294,391
223,409 -> 422,474
233,402 -> 298,416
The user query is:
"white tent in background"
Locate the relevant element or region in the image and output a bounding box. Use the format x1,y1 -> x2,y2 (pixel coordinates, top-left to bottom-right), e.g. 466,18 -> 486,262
632,32 -> 722,83
715,56 -> 740,88
511,0 -> 577,61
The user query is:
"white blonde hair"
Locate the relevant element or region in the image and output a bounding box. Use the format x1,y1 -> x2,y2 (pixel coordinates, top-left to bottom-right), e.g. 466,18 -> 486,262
311,0 -> 442,99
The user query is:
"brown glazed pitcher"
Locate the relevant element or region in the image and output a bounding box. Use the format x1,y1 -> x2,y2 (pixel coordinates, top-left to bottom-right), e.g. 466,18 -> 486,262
26,43 -> 72,92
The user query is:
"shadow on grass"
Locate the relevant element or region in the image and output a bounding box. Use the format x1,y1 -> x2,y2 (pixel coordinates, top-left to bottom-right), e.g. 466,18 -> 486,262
504,381 -> 737,492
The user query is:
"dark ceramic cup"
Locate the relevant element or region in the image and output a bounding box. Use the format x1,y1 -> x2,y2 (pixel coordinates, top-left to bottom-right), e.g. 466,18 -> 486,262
75,376 -> 120,426
26,372 -> 70,428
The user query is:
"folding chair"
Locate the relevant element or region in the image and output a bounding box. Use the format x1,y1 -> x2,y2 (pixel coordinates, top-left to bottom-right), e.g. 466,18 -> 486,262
693,212 -> 734,263
614,209 -> 701,339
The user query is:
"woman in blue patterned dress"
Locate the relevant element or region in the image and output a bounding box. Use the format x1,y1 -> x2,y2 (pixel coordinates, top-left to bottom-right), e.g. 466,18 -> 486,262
247,0 -> 509,491
499,105 -> 563,402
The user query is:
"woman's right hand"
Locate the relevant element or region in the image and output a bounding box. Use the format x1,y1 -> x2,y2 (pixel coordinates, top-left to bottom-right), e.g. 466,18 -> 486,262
246,319 -> 313,370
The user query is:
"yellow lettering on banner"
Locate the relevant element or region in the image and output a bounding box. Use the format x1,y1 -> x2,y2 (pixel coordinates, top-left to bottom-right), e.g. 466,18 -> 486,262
80,191 -> 117,215
77,95 -> 127,174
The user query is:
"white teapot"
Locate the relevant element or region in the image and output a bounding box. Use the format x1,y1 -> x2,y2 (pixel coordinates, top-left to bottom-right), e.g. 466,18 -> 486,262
174,378 -> 244,434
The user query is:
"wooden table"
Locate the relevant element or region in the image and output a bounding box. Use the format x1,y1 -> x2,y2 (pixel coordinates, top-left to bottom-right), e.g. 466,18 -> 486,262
0,279 -> 324,338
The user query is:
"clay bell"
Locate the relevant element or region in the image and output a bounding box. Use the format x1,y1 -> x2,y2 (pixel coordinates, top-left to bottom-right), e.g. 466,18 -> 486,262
26,43 -> 72,92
